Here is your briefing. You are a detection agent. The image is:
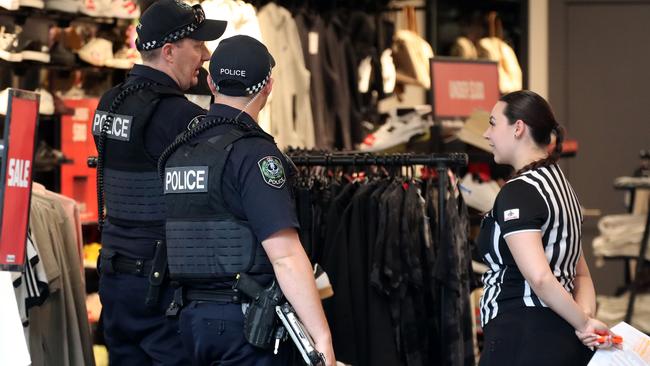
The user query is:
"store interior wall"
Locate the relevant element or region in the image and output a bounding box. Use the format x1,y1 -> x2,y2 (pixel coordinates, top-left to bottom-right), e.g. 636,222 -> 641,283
528,0 -> 548,99
549,0 -> 650,296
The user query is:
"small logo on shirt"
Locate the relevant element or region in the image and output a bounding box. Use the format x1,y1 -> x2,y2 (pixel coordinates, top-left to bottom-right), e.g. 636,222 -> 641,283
258,156 -> 285,189
504,209 -> 520,222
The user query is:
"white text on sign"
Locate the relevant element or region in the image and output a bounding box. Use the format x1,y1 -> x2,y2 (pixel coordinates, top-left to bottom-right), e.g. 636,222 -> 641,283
449,81 -> 485,100
7,158 -> 31,188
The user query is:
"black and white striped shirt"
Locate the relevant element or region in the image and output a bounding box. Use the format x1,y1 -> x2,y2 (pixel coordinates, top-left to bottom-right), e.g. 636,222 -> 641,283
478,164 -> 583,327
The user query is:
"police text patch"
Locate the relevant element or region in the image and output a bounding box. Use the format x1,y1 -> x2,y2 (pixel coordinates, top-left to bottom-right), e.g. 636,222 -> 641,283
164,166 -> 209,194
92,110 -> 133,141
258,156 -> 285,189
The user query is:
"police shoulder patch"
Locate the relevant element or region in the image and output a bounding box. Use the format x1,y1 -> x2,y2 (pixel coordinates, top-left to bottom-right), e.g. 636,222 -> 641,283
258,156 -> 286,189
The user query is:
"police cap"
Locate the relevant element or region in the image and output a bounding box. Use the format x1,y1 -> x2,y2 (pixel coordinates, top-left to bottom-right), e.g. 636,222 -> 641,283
208,35 -> 276,97
136,0 -> 227,51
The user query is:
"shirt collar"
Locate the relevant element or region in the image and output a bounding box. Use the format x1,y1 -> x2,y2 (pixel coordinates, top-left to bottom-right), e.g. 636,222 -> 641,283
128,64 -> 181,90
207,103 -> 258,129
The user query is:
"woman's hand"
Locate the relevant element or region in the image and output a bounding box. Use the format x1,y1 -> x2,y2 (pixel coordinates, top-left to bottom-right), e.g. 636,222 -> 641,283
575,317 -> 620,350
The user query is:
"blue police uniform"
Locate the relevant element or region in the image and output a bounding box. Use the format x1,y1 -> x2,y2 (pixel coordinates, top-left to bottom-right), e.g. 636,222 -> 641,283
164,103 -> 299,365
94,0 -> 227,363
95,64 -> 204,366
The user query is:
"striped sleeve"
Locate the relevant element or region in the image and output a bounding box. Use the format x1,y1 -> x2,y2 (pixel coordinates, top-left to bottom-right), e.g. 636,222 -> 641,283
495,179 -> 548,237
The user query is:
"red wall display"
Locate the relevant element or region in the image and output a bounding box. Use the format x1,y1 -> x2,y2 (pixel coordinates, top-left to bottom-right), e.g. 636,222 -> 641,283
430,58 -> 500,119
60,98 -> 99,223
0,89 -> 39,271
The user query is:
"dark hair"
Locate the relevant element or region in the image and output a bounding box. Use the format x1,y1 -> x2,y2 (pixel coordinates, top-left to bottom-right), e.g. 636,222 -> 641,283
499,90 -> 564,176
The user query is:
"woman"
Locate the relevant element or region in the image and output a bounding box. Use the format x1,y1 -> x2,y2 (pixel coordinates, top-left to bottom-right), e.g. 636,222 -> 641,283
478,90 -> 616,365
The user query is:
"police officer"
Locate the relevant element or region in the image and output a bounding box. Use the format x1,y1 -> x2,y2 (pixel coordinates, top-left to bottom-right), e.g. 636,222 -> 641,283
93,1 -> 226,364
159,35 -> 336,366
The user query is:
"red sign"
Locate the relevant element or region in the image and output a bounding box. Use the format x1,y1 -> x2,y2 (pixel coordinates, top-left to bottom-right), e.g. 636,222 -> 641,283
430,59 -> 500,119
0,89 -> 39,271
60,98 -> 99,223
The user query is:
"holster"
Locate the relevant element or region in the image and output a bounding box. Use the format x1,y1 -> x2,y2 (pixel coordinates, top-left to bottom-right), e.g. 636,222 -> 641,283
145,240 -> 168,307
234,273 -> 284,349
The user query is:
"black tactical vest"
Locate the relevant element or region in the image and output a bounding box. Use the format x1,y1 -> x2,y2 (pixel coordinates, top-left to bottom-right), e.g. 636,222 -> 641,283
163,120 -> 275,283
93,83 -> 185,228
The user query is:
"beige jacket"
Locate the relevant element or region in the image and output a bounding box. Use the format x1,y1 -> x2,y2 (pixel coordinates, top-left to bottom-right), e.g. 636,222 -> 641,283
258,2 -> 315,148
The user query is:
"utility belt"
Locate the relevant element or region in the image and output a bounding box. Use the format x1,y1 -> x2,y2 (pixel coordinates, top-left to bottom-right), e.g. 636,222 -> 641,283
99,240 -> 168,307
185,288 -> 243,304
167,274 -> 325,365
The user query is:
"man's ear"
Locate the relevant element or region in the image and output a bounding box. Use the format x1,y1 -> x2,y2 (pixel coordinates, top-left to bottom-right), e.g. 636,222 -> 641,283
262,77 -> 273,96
207,75 -> 217,95
161,43 -> 175,63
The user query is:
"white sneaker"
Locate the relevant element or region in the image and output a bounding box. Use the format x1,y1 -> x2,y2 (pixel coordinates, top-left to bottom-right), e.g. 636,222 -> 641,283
45,0 -> 80,13
78,37 -> 113,67
110,0 -> 139,19
35,88 -> 54,115
0,27 -> 22,62
359,106 -> 431,152
0,0 -> 19,10
80,0 -> 111,17
18,0 -> 44,8
105,46 -> 141,69
313,263 -> 333,300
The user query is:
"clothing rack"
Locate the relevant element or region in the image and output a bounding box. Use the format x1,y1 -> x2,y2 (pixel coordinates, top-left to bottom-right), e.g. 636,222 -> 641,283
288,151 -> 468,362
613,177 -> 650,323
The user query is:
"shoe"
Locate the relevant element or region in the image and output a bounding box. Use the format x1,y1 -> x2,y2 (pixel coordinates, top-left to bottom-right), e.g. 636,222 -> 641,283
50,40 -> 76,66
35,88 -> 54,115
19,38 -> 50,63
7,25 -> 50,63
359,106 -> 431,152
53,93 -> 74,115
0,26 -> 22,62
59,85 -> 86,99
78,37 -> 112,66
110,0 -> 139,19
0,0 -> 19,10
33,140 -> 71,171
18,0 -> 44,8
44,0 -> 79,12
314,263 -> 333,300
105,46 -> 140,69
80,0 -> 111,17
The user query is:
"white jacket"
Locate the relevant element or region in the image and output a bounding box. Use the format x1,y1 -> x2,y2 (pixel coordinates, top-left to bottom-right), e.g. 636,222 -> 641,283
258,2 -> 315,148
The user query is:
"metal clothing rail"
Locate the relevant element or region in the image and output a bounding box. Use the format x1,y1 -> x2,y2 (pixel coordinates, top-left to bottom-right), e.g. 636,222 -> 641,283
287,151 -> 468,361
614,177 -> 650,324
287,152 -> 468,168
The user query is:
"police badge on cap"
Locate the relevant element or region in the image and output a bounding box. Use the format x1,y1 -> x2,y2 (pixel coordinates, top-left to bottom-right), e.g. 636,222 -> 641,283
258,156 -> 285,189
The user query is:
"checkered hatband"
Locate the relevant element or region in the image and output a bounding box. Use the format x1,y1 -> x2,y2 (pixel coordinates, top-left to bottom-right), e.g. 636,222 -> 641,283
136,4 -> 206,51
245,68 -> 272,95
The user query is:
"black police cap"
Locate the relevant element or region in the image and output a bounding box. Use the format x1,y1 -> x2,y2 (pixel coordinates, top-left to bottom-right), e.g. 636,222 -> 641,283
208,35 -> 276,97
136,0 -> 226,51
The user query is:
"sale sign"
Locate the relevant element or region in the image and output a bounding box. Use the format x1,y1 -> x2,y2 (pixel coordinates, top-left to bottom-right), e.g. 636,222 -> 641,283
430,59 -> 500,119
0,89 -> 39,271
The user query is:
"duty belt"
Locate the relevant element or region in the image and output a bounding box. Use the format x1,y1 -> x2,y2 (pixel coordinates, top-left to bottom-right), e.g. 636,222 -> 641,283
112,256 -> 153,276
99,241 -> 168,307
185,288 -> 243,304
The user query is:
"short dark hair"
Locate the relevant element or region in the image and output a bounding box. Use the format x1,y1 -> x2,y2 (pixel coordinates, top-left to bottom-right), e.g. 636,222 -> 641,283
139,47 -> 161,62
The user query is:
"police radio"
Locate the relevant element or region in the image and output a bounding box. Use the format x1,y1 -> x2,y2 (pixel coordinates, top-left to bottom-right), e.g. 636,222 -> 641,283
275,303 -> 325,366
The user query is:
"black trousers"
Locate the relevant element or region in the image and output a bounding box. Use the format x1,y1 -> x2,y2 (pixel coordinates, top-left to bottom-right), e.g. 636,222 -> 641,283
479,307 -> 594,366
